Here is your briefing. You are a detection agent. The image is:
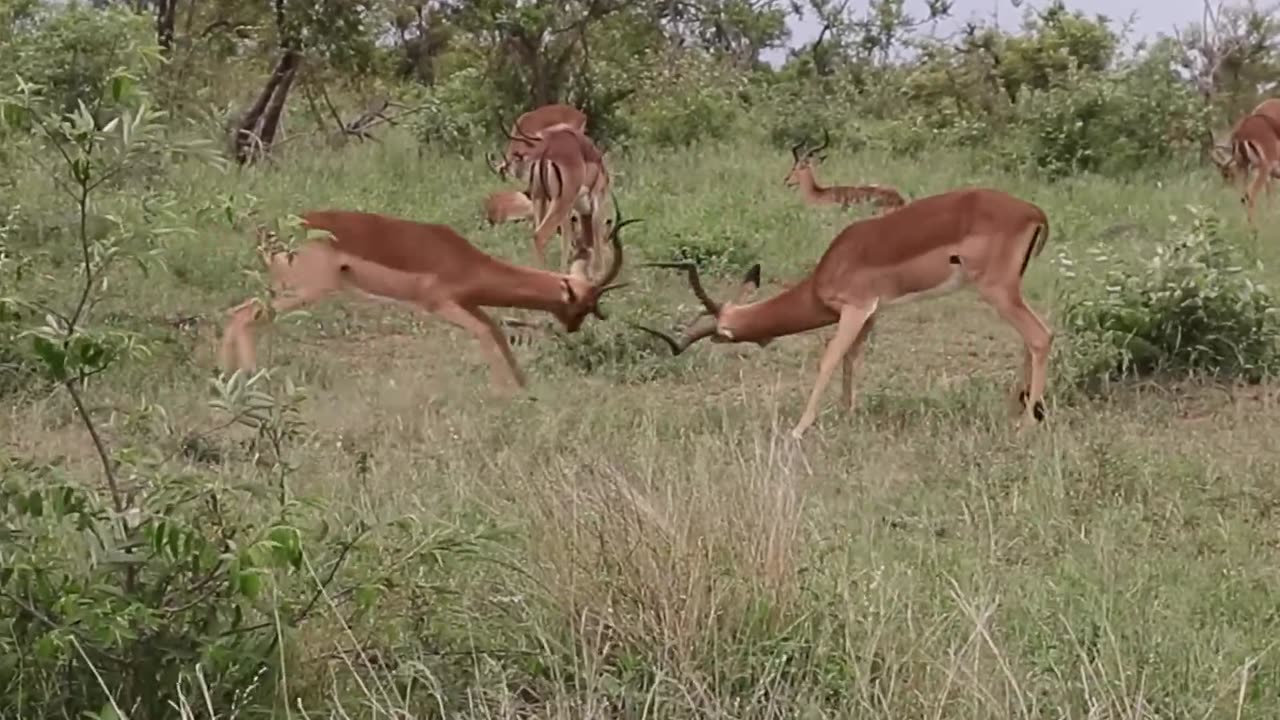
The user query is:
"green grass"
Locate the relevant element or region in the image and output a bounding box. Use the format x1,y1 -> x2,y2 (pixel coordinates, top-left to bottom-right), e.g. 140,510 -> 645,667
5,129 -> 1280,718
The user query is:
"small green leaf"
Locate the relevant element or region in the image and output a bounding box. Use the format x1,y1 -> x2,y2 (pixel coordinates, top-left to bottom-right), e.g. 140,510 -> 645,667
236,570 -> 263,599
30,336 -> 68,382
110,75 -> 133,104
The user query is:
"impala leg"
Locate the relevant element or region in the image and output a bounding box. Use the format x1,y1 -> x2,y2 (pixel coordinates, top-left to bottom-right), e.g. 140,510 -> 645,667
432,303 -> 527,392
791,303 -> 876,439
982,287 -> 1053,430
219,290 -> 324,373
840,315 -> 877,412
1245,167 -> 1266,228
532,197 -> 575,268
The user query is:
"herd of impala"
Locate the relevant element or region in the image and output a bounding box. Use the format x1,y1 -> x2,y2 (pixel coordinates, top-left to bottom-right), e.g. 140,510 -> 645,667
217,97 -> 1279,440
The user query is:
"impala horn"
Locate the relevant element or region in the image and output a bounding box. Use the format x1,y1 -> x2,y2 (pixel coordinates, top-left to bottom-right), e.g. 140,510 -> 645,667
590,197 -> 640,320
808,128 -> 831,161
638,260 -> 721,316
626,314 -> 720,356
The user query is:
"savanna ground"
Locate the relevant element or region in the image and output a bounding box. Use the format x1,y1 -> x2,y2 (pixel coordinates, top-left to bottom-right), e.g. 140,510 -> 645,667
7,115 -> 1280,717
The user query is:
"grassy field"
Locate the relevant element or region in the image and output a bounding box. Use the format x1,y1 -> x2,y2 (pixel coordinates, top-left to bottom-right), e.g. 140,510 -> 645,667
5,128 -> 1280,717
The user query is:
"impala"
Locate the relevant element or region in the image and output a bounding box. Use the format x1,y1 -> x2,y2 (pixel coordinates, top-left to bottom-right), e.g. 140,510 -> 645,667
487,103 -> 589,182
629,188 -> 1053,439
484,189 -> 536,226
1212,99 -> 1280,185
218,203 -> 636,391
1211,110 -> 1280,226
503,122 -> 612,274
785,131 -> 906,214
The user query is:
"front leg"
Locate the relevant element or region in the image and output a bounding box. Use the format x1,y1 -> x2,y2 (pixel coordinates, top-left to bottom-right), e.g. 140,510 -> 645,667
431,302 -> 527,392
792,302 -> 878,439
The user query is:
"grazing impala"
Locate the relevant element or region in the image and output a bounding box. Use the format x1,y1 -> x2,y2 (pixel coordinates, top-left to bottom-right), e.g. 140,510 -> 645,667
218,203 -> 636,391
502,122 -> 612,274
629,188 -> 1053,439
487,103 -> 589,182
484,189 -> 536,226
1211,110 -> 1280,226
1212,99 -> 1280,181
785,131 -> 906,214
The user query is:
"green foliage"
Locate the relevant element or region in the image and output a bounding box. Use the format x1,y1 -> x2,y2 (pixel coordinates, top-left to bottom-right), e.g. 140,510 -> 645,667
408,66 -> 503,152
1058,207 -> 1280,389
755,75 -> 867,154
997,0 -> 1119,98
1008,60 -> 1208,179
0,4 -> 159,126
622,52 -> 747,149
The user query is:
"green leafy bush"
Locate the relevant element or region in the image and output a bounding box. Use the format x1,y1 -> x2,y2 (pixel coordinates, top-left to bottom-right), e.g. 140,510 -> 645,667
0,4 -> 158,125
1058,207 -> 1280,389
1009,58 -> 1207,179
408,66 -> 505,153
622,52 -> 746,149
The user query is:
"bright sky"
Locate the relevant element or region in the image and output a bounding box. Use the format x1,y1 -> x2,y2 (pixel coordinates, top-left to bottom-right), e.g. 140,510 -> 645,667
765,0 -> 1207,64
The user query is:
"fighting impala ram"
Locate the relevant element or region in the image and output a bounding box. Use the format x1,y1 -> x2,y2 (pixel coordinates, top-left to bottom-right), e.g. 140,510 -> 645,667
218,203 -> 636,392
784,130 -> 906,214
629,187 -> 1053,439
500,121 -> 612,275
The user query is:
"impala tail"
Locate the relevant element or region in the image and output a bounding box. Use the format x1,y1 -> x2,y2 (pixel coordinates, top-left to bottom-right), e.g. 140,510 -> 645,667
1020,216 -> 1050,278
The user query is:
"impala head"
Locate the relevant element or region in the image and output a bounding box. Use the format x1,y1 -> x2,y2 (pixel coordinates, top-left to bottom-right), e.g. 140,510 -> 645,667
1209,141 -> 1240,183
486,112 -> 542,180
554,201 -> 639,331
784,129 -> 831,187
626,262 -> 764,354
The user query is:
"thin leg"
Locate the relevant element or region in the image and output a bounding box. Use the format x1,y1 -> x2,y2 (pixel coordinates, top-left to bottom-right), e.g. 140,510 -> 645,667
532,196 -> 575,268
559,214 -> 577,273
791,303 -> 877,439
980,287 -> 1053,430
431,303 -> 527,391
840,315 -> 877,412
218,290 -> 324,373
219,298 -> 262,372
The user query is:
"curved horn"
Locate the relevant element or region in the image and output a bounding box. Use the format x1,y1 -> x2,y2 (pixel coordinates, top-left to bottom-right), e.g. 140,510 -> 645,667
807,128 -> 831,158
485,151 -> 505,176
625,313 -> 719,356
791,139 -> 806,161
597,195 -> 640,288
639,261 -> 721,316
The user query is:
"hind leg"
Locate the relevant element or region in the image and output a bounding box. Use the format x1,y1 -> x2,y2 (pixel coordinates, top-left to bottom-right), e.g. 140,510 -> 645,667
840,315 -> 877,412
978,284 -> 1053,430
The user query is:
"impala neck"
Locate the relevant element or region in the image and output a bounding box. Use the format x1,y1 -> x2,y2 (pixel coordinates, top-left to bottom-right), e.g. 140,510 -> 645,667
798,169 -> 831,204
464,260 -> 571,312
722,276 -> 836,342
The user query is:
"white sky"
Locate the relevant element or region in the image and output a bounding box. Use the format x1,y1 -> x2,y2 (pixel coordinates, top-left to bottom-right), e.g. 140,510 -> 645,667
764,0 -> 1208,64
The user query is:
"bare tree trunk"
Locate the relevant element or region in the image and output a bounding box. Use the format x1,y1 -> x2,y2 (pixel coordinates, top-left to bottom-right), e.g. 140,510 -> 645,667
231,50 -> 302,165
156,0 -> 177,52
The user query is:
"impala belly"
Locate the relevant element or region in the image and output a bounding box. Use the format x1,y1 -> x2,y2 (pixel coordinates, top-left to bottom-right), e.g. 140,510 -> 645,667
335,254 -> 437,309
882,254 -> 969,307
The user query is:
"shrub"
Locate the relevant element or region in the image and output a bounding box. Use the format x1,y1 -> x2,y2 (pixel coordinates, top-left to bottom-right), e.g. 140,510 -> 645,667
0,4 -> 158,125
1008,57 -> 1207,179
621,52 -> 746,149
408,66 -> 504,153
1057,206 -> 1280,390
